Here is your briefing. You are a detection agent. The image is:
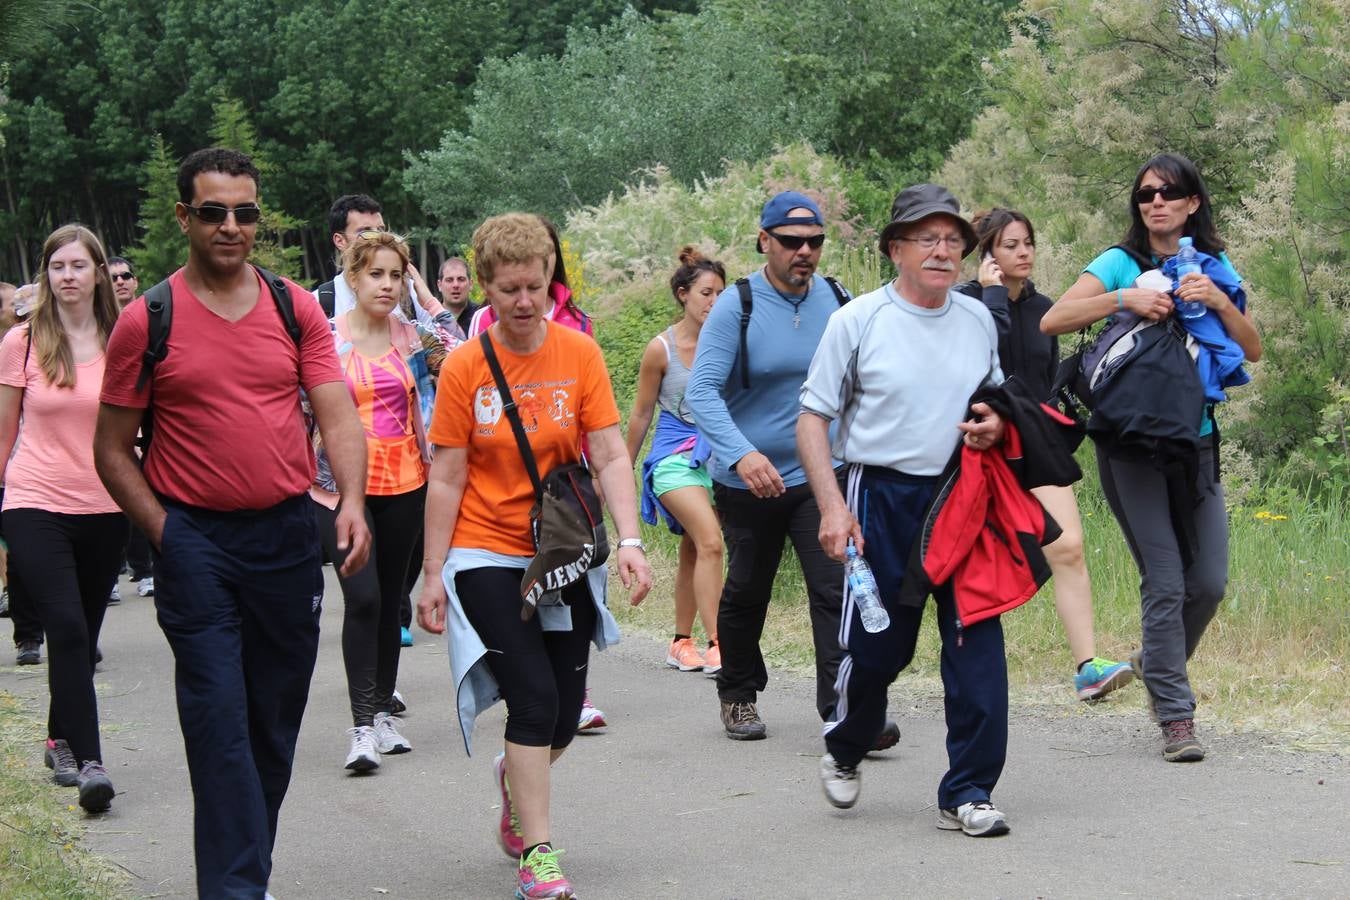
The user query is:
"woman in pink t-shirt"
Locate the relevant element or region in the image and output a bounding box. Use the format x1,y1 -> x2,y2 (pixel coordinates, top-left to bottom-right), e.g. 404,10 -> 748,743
0,224 -> 127,813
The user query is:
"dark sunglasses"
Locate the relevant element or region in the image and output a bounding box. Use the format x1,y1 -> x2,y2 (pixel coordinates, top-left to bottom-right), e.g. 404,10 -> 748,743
184,203 -> 263,225
1132,184 -> 1190,205
767,230 -> 826,251
109,272 -> 137,282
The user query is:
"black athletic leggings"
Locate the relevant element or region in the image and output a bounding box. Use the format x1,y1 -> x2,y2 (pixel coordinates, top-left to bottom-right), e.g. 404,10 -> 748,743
314,485 -> 425,726
4,509 -> 127,764
456,567 -> 596,750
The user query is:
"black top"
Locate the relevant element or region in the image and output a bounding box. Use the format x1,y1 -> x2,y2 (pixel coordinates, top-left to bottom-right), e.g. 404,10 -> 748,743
954,278 -> 1058,402
451,300 -> 482,337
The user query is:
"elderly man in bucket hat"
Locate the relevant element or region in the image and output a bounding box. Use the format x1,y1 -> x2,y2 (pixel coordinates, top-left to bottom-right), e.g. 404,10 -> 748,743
797,183 -> 1016,836
688,190 -> 905,749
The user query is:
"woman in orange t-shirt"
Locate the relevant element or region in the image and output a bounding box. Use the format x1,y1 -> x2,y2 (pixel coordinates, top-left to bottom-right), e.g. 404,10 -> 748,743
311,231 -> 441,773
417,213 -> 650,900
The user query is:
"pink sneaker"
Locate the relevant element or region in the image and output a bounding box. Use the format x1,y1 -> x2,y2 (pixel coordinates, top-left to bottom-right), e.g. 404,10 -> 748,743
493,752 -> 523,858
516,844 -> 574,899
576,689 -> 606,731
665,637 -> 707,672
702,639 -> 722,675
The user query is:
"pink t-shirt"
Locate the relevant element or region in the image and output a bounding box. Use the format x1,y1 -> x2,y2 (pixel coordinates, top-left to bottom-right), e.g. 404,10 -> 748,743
0,324 -> 120,514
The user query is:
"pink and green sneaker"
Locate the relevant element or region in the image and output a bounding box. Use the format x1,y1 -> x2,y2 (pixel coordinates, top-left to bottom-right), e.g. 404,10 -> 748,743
493,752 -> 524,858
516,844 -> 574,899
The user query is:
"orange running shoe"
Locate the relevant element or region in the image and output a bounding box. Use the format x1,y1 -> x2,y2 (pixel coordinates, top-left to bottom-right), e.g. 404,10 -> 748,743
666,637 -> 707,672
702,640 -> 722,676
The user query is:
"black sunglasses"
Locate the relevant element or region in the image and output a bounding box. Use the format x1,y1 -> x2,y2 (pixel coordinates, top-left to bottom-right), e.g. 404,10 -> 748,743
1132,184 -> 1190,205
184,203 -> 263,225
109,272 -> 137,282
767,231 -> 826,251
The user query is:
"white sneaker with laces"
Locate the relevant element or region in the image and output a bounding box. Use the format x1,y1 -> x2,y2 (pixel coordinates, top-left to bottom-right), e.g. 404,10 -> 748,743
818,753 -> 860,809
937,800 -> 1010,837
345,725 -> 379,772
137,577 -> 155,597
372,712 -> 412,754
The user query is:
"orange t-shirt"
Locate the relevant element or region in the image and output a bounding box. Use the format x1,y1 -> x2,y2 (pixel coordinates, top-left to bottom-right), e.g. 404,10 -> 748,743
429,323 -> 619,555
343,346 -> 425,496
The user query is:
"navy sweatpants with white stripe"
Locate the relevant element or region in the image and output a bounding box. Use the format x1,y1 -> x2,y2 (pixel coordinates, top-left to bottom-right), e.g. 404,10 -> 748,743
823,465 -> 1008,810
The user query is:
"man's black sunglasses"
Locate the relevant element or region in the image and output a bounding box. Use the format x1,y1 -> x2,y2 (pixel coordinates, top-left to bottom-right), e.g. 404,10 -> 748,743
184,203 -> 263,225
1132,184 -> 1190,205
767,231 -> 825,251
109,272 -> 136,282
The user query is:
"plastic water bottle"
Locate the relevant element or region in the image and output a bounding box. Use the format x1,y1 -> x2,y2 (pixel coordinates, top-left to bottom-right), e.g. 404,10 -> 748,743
1173,237 -> 1205,319
845,540 -> 889,633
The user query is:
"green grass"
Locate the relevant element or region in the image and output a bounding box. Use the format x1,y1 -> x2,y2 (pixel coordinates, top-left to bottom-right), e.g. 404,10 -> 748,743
611,465 -> 1350,753
0,691 -> 127,900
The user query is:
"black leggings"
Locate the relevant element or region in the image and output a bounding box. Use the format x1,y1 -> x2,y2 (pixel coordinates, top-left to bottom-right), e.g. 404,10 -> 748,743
314,486 -> 426,726
5,509 -> 127,764
456,567 -> 596,750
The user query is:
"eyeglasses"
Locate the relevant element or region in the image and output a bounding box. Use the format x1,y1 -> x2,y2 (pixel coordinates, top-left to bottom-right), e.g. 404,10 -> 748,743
184,203 -> 263,225
766,231 -> 825,251
898,234 -> 965,252
1132,184 -> 1190,205
109,272 -> 137,282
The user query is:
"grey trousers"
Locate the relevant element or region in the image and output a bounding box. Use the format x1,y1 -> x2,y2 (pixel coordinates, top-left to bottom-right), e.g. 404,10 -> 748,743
1097,437 -> 1227,722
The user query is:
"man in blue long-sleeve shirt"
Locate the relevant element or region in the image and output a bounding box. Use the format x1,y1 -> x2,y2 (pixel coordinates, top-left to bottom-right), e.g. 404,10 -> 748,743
687,192 -> 898,748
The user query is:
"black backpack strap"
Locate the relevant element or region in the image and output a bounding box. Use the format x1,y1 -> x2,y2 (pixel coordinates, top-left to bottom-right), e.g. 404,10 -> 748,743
135,278 -> 174,393
479,331 -> 542,498
735,277 -> 753,390
254,265 -> 302,347
823,276 -> 852,306
316,280 -> 336,318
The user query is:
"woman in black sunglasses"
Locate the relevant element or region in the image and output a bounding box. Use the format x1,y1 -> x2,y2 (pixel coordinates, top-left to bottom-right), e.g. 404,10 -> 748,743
1042,153 -> 1261,764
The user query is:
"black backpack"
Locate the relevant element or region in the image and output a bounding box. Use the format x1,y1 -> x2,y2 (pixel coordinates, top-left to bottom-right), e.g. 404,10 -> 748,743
134,265 -> 303,448
314,279 -> 336,318
733,275 -> 850,389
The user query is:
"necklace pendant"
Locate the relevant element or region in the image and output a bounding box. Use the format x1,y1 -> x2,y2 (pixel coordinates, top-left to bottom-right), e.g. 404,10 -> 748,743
793,313 -> 801,329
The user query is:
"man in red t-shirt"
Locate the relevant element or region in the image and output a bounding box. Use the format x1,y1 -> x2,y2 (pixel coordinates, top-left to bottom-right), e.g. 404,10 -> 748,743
94,147 -> 371,899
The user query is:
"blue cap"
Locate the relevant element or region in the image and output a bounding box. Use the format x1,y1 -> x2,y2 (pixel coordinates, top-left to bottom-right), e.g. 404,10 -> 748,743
760,191 -> 824,230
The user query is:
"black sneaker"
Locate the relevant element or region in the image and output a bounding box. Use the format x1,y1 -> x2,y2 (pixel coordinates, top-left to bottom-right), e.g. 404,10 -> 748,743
720,700 -> 767,741
44,738 -> 79,787
870,719 -> 901,753
77,761 -> 115,812
1161,718 -> 1205,762
16,640 -> 41,666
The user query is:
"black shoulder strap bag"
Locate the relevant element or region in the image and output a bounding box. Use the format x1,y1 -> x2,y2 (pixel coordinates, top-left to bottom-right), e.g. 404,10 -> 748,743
478,331 -> 609,621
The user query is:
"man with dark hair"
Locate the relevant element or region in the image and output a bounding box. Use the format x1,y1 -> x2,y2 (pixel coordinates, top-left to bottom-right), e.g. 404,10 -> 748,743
106,257 -> 139,309
437,256 -> 479,335
314,194 -> 385,317
95,146 -> 372,898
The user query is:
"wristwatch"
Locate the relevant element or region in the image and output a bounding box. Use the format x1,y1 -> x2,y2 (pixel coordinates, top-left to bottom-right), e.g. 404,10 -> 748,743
617,538 -> 646,552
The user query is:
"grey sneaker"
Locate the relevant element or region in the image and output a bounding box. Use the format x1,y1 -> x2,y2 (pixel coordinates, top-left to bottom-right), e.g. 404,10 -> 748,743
372,712 -> 412,754
44,738 -> 79,787
870,719 -> 901,753
1161,718 -> 1205,762
938,801 -> 1010,837
77,761 -> 115,812
720,700 -> 767,741
818,753 -> 860,809
17,640 -> 41,666
344,725 -> 380,772
137,577 -> 155,597
107,584 -> 121,605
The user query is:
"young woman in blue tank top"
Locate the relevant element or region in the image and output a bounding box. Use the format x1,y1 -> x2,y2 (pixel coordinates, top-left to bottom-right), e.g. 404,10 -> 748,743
626,247 -> 726,674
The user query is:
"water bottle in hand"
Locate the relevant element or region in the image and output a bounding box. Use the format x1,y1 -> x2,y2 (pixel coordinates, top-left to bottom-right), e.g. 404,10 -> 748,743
1173,237 -> 1205,319
845,540 -> 889,633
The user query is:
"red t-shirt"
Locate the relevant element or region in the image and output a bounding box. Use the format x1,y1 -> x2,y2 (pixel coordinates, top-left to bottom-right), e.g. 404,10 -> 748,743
100,268 -> 342,511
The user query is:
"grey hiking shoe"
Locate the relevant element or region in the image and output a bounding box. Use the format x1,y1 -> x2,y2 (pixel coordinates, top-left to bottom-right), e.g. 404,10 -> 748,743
44,738 -> 78,787
720,700 -> 767,741
17,640 -> 41,665
870,719 -> 901,753
1161,718 -> 1205,762
77,761 -> 114,812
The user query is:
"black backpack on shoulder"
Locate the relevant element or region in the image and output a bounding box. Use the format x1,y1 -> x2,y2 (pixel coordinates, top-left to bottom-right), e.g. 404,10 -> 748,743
134,265 -> 303,449
733,275 -> 850,389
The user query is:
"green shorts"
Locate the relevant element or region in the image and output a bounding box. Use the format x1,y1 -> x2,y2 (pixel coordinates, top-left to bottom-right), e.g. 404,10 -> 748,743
652,452 -> 713,498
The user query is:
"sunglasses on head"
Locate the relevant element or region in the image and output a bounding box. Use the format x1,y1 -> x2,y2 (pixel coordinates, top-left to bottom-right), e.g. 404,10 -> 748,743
1132,184 -> 1190,205
184,203 -> 262,225
767,231 -> 826,251
109,272 -> 136,282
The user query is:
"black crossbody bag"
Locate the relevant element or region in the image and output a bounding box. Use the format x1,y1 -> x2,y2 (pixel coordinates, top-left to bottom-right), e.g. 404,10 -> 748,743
479,332 -> 609,620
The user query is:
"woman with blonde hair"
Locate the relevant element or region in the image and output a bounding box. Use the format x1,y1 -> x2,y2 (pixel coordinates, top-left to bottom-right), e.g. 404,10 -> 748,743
0,224 -> 127,812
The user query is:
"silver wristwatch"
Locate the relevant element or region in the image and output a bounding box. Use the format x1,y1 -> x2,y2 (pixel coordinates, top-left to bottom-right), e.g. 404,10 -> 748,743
617,538 -> 646,552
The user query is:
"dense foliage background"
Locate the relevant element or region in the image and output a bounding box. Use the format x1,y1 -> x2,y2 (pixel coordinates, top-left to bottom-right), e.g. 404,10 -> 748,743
1,0 -> 1346,492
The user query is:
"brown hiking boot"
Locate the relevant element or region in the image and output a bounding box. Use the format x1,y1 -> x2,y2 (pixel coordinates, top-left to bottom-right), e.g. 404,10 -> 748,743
720,700 -> 767,741
1161,718 -> 1205,762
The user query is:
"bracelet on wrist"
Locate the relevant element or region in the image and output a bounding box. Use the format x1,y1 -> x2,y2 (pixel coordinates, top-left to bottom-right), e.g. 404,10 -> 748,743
617,538 -> 646,552
1116,288 -> 1124,310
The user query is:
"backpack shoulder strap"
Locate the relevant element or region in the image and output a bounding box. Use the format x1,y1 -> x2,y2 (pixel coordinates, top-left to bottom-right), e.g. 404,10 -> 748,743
735,277 -> 753,390
316,279 -> 336,318
479,331 -> 543,497
823,276 -> 852,306
135,278 -> 175,393
254,265 -> 302,347
1111,243 -> 1156,272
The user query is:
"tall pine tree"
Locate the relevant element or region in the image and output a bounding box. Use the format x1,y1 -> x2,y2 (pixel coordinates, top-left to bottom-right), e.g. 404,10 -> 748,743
125,134 -> 183,286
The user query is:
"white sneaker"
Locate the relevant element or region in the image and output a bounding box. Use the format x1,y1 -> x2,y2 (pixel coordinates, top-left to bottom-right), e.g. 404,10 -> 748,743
137,577 -> 155,597
344,725 -> 379,772
818,753 -> 860,809
937,800 -> 1010,837
108,584 -> 121,603
372,712 -> 412,754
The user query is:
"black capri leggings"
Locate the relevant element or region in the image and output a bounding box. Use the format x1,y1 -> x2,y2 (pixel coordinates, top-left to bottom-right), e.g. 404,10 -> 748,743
314,485 -> 426,726
456,567 -> 596,750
